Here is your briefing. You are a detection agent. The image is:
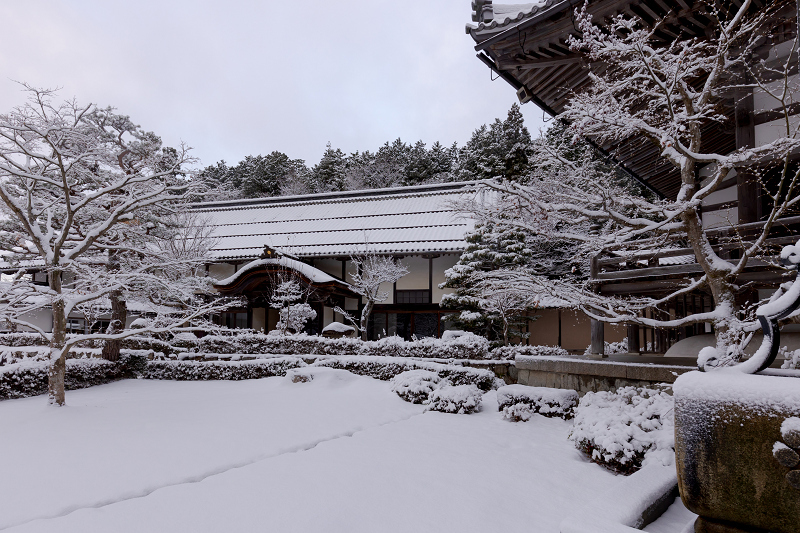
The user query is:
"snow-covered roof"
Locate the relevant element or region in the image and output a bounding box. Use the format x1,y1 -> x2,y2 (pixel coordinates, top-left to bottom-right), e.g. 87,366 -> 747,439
215,257 -> 339,287
466,1 -> 562,40
194,182 -> 477,261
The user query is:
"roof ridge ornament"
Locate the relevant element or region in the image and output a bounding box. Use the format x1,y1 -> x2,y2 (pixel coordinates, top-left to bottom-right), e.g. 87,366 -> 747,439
260,245 -> 281,260
471,0 -> 493,23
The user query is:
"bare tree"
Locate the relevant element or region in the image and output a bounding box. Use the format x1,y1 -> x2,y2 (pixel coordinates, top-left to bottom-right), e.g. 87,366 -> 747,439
269,274 -> 316,335
338,252 -> 408,341
467,0 -> 800,359
0,86 -> 233,405
471,275 -> 537,346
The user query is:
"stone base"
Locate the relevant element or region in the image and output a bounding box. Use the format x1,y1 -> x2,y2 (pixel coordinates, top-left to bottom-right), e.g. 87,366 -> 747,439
515,356 -> 692,394
694,516 -> 771,533
674,371 -> 800,533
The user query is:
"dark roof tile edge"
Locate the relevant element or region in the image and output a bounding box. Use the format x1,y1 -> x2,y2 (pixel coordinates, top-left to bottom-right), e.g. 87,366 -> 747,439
191,181 -> 478,211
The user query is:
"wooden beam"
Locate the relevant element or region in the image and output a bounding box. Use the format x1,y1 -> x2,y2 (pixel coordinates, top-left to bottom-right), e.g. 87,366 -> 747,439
497,54 -> 584,70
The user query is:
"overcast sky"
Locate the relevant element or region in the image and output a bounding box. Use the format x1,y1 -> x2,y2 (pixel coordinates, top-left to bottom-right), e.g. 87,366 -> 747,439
0,1 -> 546,169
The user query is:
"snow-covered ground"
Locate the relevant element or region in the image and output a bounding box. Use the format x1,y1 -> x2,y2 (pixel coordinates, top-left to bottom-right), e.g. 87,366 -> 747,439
0,369 -> 694,532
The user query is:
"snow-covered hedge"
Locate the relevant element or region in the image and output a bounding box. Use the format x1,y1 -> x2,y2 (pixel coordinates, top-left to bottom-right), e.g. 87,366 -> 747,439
187,332 -> 491,360
0,333 -> 47,347
0,354 -> 147,401
427,384 -> 483,414
313,355 -> 500,391
142,357 -> 306,381
0,334 -> 178,364
568,386 -> 675,475
497,384 -> 579,420
390,370 -> 444,404
490,344 -> 570,360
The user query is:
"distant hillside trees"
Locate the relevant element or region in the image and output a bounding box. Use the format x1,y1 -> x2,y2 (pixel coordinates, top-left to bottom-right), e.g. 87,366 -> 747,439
196,104 -> 531,199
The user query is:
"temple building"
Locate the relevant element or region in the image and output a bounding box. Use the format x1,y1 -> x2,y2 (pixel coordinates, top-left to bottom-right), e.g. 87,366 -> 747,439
196,182 -> 476,340
465,0 -> 800,354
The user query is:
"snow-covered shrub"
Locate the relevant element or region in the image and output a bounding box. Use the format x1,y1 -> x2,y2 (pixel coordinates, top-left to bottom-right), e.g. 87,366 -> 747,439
191,331 -> 490,360
426,384 -> 483,414
196,332 -> 360,356
569,386 -> 675,475
584,339 -> 629,356
313,356 -> 500,391
286,368 -> 314,383
321,322 -> 356,337
0,346 -> 50,365
0,333 -> 47,347
390,369 -> 444,404
276,303 -> 317,335
440,330 -> 468,341
170,332 -> 201,351
497,384 -> 579,420
503,403 -> 534,422
119,352 -> 148,377
781,347 -> 800,370
143,357 -> 305,381
491,344 -> 570,360
120,337 -> 175,355
0,358 -> 130,401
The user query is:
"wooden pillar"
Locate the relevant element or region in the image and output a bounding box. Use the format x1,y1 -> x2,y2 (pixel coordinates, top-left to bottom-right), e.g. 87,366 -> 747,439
557,309 -> 562,348
627,324 -> 640,354
590,319 -> 606,358
735,86 -> 760,224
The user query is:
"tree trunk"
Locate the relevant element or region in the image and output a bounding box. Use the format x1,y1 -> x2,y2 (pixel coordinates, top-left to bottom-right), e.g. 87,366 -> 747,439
101,289 -> 127,361
360,299 -> 373,341
101,250 -> 126,361
679,158 -> 738,352
48,271 -> 67,406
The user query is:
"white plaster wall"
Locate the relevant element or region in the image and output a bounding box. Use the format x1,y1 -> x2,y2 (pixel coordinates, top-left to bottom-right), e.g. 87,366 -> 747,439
345,298 -> 359,311
395,256 -> 429,290
756,114 -> 800,148
702,184 -> 736,206
378,282 -> 394,304
16,309 -> 53,333
432,254 -> 459,304
702,207 -> 738,229
345,260 -> 358,285
208,263 -> 236,280
323,306 -> 334,327
753,72 -> 799,112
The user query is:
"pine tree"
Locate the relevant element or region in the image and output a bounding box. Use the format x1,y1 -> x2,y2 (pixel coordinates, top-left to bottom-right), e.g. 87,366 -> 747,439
312,142 -> 347,192
234,152 -> 299,198
440,218 -> 536,342
456,103 -> 532,181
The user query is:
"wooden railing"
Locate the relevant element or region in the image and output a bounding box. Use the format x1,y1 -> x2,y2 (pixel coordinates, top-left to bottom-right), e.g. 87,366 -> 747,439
591,215 -> 800,282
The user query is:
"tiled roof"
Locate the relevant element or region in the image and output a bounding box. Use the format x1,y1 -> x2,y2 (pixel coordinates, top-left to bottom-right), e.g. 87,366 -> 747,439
466,1 -> 563,41
193,182 -> 477,261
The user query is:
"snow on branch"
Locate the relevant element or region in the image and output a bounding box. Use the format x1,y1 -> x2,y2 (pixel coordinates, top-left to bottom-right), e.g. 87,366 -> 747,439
0,85 -> 233,404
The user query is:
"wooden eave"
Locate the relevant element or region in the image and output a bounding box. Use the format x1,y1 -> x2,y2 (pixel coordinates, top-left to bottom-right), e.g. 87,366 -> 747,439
214,264 -> 358,299
470,0 -> 784,200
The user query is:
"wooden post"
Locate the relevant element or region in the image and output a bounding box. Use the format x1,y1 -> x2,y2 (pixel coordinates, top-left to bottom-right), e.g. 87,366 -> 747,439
627,324 -> 640,354
735,86 -> 760,224
590,318 -> 606,358
589,254 -> 606,358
